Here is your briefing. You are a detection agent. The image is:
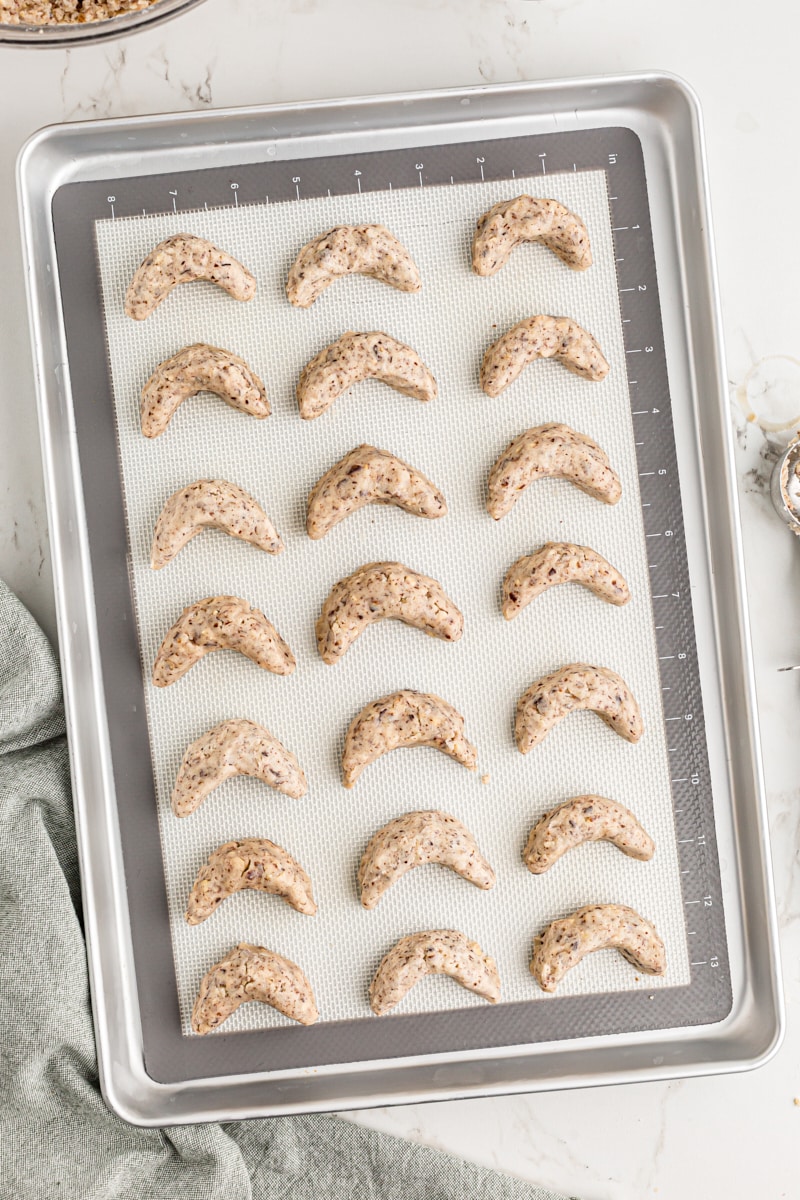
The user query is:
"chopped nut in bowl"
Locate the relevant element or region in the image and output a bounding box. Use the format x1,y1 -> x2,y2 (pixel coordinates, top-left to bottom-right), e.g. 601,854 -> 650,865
0,0 -> 206,44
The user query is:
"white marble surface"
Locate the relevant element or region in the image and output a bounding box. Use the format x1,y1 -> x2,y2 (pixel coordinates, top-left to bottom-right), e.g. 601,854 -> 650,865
1,2 -> 798,1195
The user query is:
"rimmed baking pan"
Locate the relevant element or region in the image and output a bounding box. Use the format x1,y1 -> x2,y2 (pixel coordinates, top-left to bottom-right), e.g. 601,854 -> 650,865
17,75 -> 782,1125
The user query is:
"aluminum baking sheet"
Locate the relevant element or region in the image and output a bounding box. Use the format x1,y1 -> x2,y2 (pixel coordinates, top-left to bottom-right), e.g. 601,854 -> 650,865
54,125 -> 725,1064
17,78 -> 782,1124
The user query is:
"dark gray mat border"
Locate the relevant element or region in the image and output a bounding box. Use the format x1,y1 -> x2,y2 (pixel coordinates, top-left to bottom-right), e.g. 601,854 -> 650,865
51,125 -> 731,1086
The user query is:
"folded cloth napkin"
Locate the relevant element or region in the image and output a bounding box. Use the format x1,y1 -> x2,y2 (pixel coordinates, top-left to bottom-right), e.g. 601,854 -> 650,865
0,579 -> 571,1200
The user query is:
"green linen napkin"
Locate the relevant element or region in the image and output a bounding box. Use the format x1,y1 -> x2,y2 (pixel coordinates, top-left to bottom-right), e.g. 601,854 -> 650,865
0,579 -> 571,1200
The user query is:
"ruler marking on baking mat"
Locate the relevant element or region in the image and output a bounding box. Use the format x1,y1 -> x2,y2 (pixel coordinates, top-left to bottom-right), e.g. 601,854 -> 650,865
51,127 -> 730,1084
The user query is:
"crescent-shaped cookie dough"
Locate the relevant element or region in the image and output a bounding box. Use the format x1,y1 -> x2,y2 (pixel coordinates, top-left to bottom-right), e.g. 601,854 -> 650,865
192,942 -> 318,1033
480,314 -> 609,396
524,796 -> 655,874
125,234 -> 256,321
370,929 -> 501,1015
316,562 -> 463,665
186,837 -> 316,924
358,810 -> 495,909
306,444 -> 447,540
342,689 -> 478,788
151,479 -> 282,569
286,224 -> 422,308
152,596 -> 295,687
487,423 -> 622,520
171,719 -> 307,815
502,542 -> 630,619
530,904 -> 666,993
515,663 -> 643,753
140,343 -> 269,438
472,195 -> 592,276
296,331 -> 437,421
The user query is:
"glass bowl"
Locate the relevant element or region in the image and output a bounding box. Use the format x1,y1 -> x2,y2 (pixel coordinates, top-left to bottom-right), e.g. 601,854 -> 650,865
0,0 -> 207,46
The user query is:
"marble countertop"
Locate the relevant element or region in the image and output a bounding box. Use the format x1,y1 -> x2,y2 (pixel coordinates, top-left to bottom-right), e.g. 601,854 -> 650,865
2,2 -> 798,1195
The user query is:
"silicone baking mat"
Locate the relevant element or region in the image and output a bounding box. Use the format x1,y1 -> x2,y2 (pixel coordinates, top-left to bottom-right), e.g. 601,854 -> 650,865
51,127 -> 730,1081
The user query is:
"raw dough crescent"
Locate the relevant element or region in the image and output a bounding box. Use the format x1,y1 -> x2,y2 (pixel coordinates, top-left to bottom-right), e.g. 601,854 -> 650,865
306,444 -> 447,539
186,837 -> 316,923
515,663 -> 643,752
472,195 -> 592,275
342,689 -> 478,788
530,904 -> 666,992
171,718 -> 307,815
480,314 -> 609,396
487,423 -> 621,520
151,479 -> 282,568
286,224 -> 421,307
152,596 -> 295,687
125,235 -> 256,320
524,795 -> 654,874
296,331 -> 437,420
192,943 -> 318,1033
370,929 -> 501,1015
140,343 -> 269,438
502,542 -> 630,618
316,562 -> 463,664
358,810 -> 495,908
